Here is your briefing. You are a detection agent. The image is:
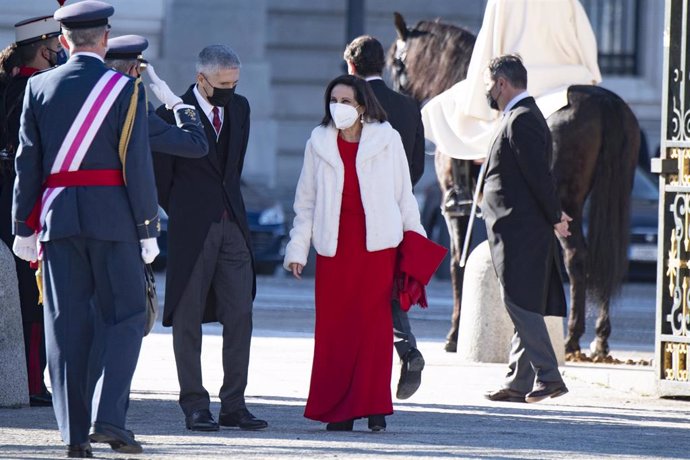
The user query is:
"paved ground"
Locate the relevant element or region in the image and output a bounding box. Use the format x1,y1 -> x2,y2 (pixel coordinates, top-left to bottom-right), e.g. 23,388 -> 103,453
1,274 -> 688,459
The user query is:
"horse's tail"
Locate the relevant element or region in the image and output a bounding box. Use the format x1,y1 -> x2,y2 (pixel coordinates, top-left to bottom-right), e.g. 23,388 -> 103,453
584,87 -> 640,304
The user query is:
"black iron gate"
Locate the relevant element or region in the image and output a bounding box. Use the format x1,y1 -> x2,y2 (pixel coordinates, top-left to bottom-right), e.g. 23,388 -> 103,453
652,0 -> 690,396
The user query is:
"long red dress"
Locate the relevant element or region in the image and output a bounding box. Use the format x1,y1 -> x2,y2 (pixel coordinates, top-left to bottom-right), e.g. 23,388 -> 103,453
304,135 -> 397,423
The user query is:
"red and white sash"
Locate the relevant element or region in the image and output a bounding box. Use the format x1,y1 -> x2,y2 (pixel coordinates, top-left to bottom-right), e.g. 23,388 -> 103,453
39,70 -> 129,227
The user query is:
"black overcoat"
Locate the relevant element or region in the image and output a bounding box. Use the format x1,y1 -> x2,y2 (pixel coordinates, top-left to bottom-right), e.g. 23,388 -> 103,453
153,85 -> 255,327
481,97 -> 566,317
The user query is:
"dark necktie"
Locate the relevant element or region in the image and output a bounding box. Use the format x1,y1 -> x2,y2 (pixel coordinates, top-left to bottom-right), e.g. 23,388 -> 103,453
212,106 -> 221,136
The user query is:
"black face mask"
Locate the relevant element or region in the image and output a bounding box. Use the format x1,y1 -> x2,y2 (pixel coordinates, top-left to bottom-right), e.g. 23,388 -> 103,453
486,90 -> 499,111
202,77 -> 235,107
46,48 -> 67,67
208,86 -> 234,107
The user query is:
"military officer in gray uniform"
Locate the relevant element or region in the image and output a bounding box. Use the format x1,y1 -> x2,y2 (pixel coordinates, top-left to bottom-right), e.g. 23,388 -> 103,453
11,1 -> 158,457
104,34 -> 208,158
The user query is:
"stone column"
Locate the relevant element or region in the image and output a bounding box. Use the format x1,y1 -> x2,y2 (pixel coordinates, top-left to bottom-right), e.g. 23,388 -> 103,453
457,241 -> 565,365
0,241 -> 29,408
156,0 -> 276,186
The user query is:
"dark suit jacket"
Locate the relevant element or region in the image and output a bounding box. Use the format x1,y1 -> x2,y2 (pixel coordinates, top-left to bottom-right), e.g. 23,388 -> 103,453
368,79 -> 425,186
481,97 -> 566,316
13,55 -> 159,242
153,85 -> 255,327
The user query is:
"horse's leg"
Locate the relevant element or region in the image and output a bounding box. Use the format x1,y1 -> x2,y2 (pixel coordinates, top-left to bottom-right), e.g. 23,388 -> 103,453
590,301 -> 611,358
561,212 -> 587,354
434,154 -> 465,352
444,214 -> 469,351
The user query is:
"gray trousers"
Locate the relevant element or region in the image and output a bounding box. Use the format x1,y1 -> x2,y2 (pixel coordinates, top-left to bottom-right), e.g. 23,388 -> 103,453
172,217 -> 253,416
392,299 -> 417,358
501,288 -> 562,393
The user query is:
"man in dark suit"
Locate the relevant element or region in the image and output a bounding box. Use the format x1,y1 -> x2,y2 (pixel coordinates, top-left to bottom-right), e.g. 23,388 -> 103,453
153,44 -> 266,432
480,54 -> 571,404
344,35 -> 426,400
11,1 -> 159,456
0,14 -> 63,409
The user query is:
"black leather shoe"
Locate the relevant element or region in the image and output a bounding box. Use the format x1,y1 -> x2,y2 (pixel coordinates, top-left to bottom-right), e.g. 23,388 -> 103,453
30,391 -> 53,407
89,421 -> 143,454
185,409 -> 219,431
368,415 -> 386,432
66,443 -> 93,458
326,419 -> 354,431
484,387 -> 527,402
525,381 -> 569,403
396,348 -> 425,400
219,408 -> 268,431
444,339 -> 457,353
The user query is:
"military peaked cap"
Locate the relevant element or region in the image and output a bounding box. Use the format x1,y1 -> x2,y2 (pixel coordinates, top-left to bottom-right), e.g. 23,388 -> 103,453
54,0 -> 114,30
14,15 -> 61,45
106,35 -> 149,60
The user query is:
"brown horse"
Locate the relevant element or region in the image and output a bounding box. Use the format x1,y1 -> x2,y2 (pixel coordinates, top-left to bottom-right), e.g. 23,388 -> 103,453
389,13 -> 477,353
389,13 -> 640,358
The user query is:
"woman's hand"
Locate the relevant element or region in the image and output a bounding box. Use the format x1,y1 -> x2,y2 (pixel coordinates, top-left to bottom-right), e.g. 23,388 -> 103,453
288,262 -> 304,280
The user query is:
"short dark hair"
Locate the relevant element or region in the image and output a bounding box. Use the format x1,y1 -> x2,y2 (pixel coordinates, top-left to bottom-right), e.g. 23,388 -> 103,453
488,54 -> 527,89
320,74 -> 387,127
16,38 -> 54,65
343,35 -> 384,77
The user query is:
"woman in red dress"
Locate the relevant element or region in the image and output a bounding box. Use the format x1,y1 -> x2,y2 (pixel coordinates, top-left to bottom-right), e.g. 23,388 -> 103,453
284,75 -> 426,431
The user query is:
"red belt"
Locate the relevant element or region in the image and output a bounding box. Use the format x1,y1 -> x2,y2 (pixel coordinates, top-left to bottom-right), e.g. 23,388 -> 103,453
26,169 -> 125,232
44,169 -> 124,188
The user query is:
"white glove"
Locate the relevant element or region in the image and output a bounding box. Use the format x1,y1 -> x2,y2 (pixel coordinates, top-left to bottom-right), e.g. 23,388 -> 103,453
12,234 -> 38,263
140,238 -> 160,265
146,64 -> 183,110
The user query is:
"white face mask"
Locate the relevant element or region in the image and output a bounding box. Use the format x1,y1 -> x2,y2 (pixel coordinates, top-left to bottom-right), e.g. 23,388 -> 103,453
329,102 -> 360,129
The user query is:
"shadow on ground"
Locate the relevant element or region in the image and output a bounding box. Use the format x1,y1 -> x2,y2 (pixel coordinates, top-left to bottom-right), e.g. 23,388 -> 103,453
1,394 -> 687,459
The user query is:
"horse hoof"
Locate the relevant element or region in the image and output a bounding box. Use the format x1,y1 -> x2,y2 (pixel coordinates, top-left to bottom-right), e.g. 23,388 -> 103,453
589,339 -> 609,359
564,339 -> 580,354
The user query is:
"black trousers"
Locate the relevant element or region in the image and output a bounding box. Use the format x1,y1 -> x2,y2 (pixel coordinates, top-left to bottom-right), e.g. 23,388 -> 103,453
172,217 -> 254,416
392,299 -> 417,358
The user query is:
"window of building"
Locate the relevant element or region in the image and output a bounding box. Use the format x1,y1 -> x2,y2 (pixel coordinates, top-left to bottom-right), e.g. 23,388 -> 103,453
581,0 -> 641,75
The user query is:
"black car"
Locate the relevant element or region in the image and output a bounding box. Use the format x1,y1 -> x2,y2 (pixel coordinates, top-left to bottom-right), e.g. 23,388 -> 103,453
626,167 -> 659,280
154,181 -> 287,274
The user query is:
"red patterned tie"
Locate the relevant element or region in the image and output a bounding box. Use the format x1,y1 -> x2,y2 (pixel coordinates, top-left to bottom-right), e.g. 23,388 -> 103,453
212,106 -> 221,136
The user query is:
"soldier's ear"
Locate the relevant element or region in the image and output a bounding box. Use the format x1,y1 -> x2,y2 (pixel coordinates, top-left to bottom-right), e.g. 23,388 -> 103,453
59,35 -> 70,52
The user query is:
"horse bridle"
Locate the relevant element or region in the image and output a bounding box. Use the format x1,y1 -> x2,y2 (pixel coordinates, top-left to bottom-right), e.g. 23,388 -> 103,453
392,38 -> 410,95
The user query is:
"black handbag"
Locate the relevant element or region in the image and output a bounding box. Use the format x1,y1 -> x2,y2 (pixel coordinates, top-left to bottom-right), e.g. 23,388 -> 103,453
144,263 -> 158,336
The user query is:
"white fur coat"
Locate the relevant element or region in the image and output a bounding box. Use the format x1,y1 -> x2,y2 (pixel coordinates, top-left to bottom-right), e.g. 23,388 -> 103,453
283,121 -> 426,269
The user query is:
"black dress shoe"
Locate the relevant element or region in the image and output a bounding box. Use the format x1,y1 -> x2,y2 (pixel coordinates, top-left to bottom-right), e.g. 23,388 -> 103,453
484,387 -> 527,403
89,421 -> 143,454
367,415 -> 386,432
66,442 -> 93,458
444,339 -> 457,353
325,419 -> 354,431
185,409 -> 219,431
219,408 -> 268,431
396,348 -> 425,400
30,391 -> 53,407
525,381 -> 569,403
